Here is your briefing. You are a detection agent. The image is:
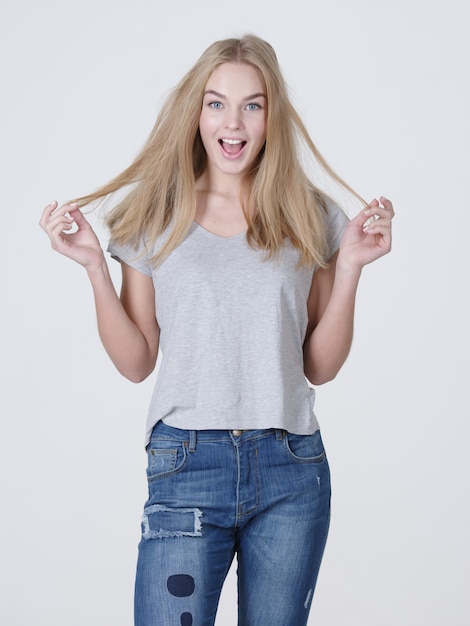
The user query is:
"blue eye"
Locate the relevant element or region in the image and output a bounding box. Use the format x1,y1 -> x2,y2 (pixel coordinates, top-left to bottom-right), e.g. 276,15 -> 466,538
246,103 -> 261,111
209,101 -> 223,109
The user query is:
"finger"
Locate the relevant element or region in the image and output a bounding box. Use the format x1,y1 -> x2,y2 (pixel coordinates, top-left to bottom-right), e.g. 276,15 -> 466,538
363,220 -> 392,236
60,222 -> 75,232
353,200 -> 394,229
362,212 -> 393,236
379,196 -> 395,216
39,200 -> 59,228
364,201 -> 394,222
41,201 -> 80,232
363,211 -> 392,231
351,205 -> 374,224
363,207 -> 392,225
40,201 -> 74,226
68,205 -> 90,229
43,212 -> 77,246
44,208 -> 75,232
358,206 -> 382,229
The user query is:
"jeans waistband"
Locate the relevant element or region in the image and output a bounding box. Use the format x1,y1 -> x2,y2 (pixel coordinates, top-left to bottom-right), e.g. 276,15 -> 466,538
152,422 -> 286,451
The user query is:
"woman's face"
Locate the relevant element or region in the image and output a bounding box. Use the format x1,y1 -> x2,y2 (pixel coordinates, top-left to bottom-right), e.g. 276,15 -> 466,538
199,62 -> 267,181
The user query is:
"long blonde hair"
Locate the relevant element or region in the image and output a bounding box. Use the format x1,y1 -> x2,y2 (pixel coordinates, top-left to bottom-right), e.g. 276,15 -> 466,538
74,35 -> 363,267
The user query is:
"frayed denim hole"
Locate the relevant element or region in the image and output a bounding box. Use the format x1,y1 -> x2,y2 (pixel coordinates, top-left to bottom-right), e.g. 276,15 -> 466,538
141,504 -> 203,540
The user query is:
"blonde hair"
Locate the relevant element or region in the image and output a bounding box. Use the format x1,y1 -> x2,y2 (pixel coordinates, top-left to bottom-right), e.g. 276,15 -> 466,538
74,34 -> 364,267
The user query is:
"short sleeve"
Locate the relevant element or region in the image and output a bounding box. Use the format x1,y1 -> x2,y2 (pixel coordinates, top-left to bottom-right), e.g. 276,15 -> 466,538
325,199 -> 350,259
107,239 -> 153,277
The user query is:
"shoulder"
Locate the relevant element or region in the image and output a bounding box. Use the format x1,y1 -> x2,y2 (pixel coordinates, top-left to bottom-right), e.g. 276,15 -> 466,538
107,227 -> 172,277
323,197 -> 349,259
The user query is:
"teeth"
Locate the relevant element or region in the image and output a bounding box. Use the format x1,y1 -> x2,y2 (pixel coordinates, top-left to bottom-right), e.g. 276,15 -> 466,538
222,138 -> 243,145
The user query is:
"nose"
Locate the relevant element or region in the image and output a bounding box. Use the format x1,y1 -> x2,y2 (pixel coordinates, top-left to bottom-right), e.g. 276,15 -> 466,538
225,109 -> 243,130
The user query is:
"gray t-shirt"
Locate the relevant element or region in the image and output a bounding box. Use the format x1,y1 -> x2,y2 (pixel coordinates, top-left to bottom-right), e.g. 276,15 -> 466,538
108,202 -> 349,446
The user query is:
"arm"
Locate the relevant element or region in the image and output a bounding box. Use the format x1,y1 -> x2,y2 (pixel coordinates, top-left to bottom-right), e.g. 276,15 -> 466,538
87,261 -> 160,382
40,201 -> 160,382
303,250 -> 357,385
303,197 -> 394,385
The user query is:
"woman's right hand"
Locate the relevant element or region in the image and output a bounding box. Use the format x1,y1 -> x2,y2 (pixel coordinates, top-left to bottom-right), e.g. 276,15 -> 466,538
39,201 -> 105,271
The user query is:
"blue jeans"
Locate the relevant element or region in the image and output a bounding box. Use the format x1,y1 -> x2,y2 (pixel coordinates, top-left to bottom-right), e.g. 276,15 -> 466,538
135,423 -> 331,626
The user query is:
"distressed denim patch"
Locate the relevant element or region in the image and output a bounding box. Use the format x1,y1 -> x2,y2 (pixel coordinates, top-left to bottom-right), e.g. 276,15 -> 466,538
142,504 -> 203,540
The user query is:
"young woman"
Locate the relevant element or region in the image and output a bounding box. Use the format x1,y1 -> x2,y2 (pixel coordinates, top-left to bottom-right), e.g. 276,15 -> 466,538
40,35 -> 393,626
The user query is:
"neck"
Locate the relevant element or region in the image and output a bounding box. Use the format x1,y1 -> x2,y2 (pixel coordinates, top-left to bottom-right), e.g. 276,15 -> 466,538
196,168 -> 245,200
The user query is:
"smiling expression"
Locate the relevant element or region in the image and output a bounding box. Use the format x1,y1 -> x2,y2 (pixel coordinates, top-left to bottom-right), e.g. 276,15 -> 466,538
199,62 -> 267,182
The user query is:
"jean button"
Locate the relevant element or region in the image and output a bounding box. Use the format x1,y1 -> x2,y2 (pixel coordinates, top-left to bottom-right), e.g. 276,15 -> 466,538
232,429 -> 243,437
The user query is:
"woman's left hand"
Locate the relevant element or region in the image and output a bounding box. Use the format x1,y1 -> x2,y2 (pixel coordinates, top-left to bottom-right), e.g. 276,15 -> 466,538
337,196 -> 394,272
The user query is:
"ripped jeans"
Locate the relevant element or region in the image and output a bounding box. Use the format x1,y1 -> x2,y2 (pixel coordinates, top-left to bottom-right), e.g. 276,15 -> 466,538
134,423 -> 331,626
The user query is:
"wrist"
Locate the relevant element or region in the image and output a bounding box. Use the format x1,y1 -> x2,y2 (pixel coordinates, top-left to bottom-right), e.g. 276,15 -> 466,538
335,254 -> 363,281
86,258 -> 109,282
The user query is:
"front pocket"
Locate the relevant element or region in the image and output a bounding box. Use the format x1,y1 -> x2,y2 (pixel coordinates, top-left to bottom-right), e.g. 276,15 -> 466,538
283,430 -> 326,464
146,443 -> 187,480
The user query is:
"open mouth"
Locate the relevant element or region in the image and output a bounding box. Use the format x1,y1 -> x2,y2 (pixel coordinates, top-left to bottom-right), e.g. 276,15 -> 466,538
219,138 -> 247,155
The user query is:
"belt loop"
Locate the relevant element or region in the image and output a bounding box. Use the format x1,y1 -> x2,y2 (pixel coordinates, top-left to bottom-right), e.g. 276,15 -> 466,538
276,429 -> 285,441
188,430 -> 197,452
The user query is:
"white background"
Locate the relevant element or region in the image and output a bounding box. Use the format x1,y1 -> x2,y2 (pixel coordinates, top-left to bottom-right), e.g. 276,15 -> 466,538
1,0 -> 469,624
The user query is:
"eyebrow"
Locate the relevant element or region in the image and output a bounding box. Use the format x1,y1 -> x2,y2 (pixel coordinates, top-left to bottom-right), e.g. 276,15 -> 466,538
203,90 -> 266,100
